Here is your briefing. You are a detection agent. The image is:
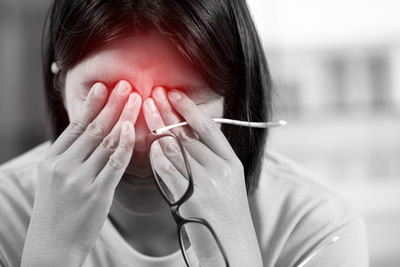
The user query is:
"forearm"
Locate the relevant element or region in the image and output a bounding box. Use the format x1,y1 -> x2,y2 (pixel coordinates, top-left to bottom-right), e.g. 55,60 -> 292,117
214,203 -> 263,267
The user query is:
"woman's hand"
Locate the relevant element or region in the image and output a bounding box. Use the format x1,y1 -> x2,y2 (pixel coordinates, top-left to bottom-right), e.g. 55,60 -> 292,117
21,81 -> 142,267
143,87 -> 263,267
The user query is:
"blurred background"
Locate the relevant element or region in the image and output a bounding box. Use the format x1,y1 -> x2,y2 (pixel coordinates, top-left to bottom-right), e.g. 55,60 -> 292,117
0,0 -> 399,266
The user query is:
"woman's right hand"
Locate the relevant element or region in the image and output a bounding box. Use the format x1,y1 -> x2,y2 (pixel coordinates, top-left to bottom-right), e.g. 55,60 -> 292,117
21,81 -> 142,267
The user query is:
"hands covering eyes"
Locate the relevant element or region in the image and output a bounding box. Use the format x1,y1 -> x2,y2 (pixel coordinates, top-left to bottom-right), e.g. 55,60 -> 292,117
22,80 -> 141,266
21,80 -> 263,267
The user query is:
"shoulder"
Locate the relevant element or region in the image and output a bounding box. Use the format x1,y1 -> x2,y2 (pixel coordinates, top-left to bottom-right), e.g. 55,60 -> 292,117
0,141 -> 50,266
249,150 -> 368,267
0,141 -> 50,199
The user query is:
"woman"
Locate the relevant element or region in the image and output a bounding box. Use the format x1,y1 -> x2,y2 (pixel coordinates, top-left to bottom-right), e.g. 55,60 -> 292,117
0,0 -> 368,266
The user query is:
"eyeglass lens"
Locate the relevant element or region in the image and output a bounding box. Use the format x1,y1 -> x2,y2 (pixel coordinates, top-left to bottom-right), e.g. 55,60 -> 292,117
149,136 -> 190,204
180,222 -> 226,266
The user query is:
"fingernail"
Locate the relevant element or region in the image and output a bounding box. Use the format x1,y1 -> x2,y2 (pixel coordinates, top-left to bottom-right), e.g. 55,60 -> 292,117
93,83 -> 107,97
153,86 -> 166,101
122,121 -> 131,134
145,98 -> 157,112
127,93 -> 139,108
168,90 -> 182,101
117,80 -> 131,95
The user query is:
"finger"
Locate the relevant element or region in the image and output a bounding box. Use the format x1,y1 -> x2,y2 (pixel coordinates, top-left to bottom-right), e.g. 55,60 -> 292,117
149,141 -> 190,202
48,83 -> 108,156
167,90 -> 235,161
143,98 -> 188,173
94,121 -> 135,191
83,93 -> 142,177
153,86 -> 198,140
143,98 -> 203,175
143,97 -> 166,133
64,80 -> 132,163
152,86 -> 218,167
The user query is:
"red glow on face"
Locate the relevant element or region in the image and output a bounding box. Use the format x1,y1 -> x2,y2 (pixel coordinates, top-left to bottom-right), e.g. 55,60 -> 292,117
66,32 -> 214,128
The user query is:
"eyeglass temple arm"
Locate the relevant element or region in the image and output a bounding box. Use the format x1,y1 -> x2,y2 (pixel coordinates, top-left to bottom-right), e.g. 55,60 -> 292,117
154,118 -> 287,134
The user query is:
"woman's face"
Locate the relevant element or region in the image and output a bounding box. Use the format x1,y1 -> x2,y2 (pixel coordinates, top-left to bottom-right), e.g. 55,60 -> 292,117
63,32 -> 224,214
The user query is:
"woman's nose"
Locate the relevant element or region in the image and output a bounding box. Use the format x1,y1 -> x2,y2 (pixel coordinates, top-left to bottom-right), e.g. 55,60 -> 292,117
131,74 -> 153,99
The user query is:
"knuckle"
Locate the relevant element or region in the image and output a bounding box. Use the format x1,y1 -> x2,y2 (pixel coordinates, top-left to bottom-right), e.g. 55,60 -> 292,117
219,162 -> 234,179
50,159 -> 64,175
159,162 -> 176,176
201,120 -> 219,135
118,141 -> 133,152
164,141 -> 181,157
101,135 -> 118,151
89,188 -> 105,203
106,97 -> 121,110
107,155 -> 125,169
151,147 -> 164,159
85,100 -> 99,113
66,120 -> 86,135
40,158 -> 65,177
175,128 -> 196,143
86,121 -> 106,138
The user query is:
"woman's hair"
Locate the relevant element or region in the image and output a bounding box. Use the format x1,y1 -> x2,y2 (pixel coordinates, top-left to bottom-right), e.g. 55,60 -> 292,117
42,0 -> 272,194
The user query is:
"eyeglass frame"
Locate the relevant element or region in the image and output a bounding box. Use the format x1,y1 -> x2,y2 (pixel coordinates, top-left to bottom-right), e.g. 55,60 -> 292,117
146,131 -> 230,267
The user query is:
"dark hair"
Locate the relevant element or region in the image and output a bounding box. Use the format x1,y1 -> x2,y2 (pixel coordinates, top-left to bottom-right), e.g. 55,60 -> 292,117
42,0 -> 272,194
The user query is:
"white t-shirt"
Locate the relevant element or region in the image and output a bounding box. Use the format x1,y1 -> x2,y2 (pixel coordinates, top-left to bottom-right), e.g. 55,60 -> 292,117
0,142 -> 369,266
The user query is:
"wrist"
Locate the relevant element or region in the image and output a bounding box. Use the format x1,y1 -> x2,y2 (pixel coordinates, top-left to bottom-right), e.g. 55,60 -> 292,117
212,205 -> 263,266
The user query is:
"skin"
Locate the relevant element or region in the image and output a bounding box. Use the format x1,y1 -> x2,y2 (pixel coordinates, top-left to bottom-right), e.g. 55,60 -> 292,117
64,33 -> 224,255
21,32 -> 263,266
64,33 -> 224,215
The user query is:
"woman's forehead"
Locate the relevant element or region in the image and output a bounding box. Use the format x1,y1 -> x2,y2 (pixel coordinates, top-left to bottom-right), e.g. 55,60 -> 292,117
81,33 -> 198,76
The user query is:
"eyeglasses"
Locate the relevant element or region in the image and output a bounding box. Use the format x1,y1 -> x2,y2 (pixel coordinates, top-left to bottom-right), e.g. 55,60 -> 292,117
146,118 -> 286,267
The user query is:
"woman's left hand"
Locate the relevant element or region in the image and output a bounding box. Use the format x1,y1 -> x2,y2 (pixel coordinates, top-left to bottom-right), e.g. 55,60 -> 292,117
142,87 -> 263,267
